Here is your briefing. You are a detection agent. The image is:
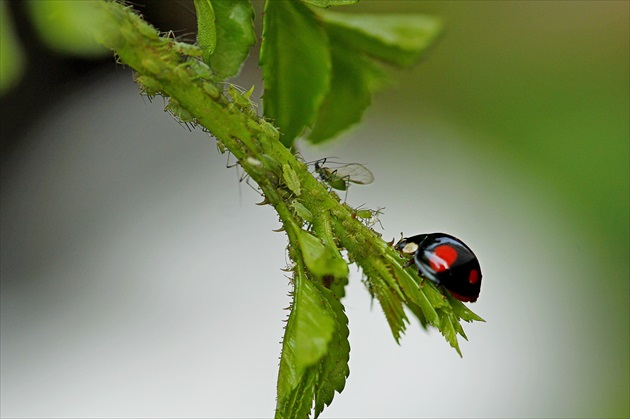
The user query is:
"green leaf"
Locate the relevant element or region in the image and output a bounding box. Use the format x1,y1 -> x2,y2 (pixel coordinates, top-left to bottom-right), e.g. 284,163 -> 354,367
363,265 -> 408,343
260,0 -> 331,147
308,43 -> 389,143
319,10 -> 443,67
193,0 -> 216,64
406,300 -> 429,330
1,1 -> 25,93
276,268 -> 350,419
438,310 -> 462,357
313,285 -> 350,418
302,0 -> 359,8
25,0 -> 109,57
293,278 -> 336,371
276,272 -> 337,418
394,265 -> 440,327
275,364 -> 317,419
208,0 -> 255,79
297,230 -> 349,281
447,294 -> 486,323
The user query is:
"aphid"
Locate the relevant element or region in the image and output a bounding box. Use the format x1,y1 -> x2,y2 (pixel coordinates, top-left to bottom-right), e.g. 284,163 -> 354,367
396,233 -> 482,302
291,201 -> 313,224
352,206 -> 384,229
314,158 -> 374,191
282,164 -> 301,196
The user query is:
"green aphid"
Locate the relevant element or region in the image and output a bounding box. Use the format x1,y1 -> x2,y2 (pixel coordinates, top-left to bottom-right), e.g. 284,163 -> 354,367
203,81 -> 220,99
314,159 -> 374,191
283,164 -> 301,196
291,201 -> 312,223
172,41 -> 203,57
259,119 -> 280,141
165,98 -> 195,122
227,84 -> 255,109
216,141 -> 227,154
134,75 -> 162,96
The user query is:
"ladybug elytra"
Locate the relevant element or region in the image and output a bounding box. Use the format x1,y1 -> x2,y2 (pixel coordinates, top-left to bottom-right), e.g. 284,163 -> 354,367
396,233 -> 482,302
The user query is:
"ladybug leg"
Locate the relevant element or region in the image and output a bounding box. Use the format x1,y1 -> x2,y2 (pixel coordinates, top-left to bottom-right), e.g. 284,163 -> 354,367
416,272 -> 426,287
438,285 -> 448,301
403,258 -> 415,269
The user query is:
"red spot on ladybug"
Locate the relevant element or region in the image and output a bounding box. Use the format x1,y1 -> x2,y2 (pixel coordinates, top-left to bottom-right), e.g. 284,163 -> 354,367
429,244 -> 458,272
395,233 -> 482,303
468,269 -> 479,285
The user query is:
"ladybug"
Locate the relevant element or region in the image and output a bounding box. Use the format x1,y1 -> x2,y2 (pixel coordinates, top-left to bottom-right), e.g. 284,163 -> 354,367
396,233 -> 482,302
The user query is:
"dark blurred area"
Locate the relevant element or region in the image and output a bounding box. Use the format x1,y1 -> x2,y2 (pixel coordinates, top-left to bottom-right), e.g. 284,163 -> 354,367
1,0 -> 198,162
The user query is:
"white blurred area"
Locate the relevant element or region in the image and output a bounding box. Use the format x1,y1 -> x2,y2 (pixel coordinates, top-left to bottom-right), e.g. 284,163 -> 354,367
1,71 -> 625,418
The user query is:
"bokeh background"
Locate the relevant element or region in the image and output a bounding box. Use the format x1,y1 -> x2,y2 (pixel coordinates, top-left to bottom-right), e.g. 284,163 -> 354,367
1,1 -> 628,417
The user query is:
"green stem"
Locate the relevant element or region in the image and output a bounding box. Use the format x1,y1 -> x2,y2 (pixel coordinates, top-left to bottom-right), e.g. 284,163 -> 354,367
94,0 -> 482,353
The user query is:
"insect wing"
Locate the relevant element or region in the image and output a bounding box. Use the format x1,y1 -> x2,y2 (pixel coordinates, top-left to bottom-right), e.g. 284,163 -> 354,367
331,163 -> 374,185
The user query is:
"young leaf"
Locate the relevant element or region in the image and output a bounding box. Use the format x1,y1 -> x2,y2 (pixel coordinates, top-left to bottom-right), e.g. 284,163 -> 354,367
319,10 -> 443,67
297,230 -> 349,281
193,0 -> 216,64
260,0 -> 331,147
208,0 -> 255,79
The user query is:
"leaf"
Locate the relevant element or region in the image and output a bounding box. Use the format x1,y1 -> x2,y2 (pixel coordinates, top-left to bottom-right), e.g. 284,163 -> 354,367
302,0 -> 359,7
297,230 -> 349,281
276,272 -> 350,419
306,10 -> 441,142
260,0 -> 331,147
25,0 -> 109,57
275,364 -> 317,419
208,0 -> 255,79
307,41 -> 389,143
447,294 -> 486,323
394,265 -> 440,327
406,300 -> 429,330
313,285 -> 350,418
193,0 -> 216,65
363,265 -> 408,343
438,310 -> 462,357
293,278 -> 337,371
319,10 -> 443,67
276,272 -> 337,418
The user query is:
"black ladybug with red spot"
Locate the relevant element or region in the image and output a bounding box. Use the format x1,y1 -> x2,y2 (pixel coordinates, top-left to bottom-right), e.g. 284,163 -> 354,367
396,233 -> 482,302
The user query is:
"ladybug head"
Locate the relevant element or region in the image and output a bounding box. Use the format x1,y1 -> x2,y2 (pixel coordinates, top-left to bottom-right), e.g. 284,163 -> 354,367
395,234 -> 429,255
396,234 -> 422,255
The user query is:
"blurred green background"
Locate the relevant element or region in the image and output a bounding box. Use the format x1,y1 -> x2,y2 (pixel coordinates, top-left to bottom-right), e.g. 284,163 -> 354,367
364,0 -> 629,262
1,1 -> 628,417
